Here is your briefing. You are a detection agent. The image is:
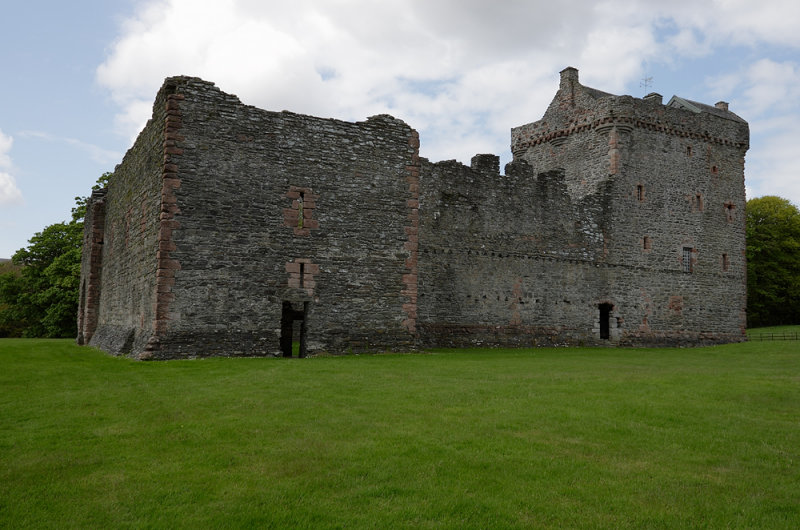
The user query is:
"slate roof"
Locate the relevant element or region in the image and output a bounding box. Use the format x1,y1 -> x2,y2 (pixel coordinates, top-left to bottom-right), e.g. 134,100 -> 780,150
667,95 -> 747,124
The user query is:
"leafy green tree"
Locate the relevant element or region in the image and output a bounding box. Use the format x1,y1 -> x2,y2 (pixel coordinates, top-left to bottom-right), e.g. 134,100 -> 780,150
0,222 -> 83,337
746,196 -> 800,327
0,172 -> 110,337
0,260 -> 24,337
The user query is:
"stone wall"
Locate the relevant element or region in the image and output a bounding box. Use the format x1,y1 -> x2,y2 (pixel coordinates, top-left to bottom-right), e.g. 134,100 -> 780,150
506,67 -> 748,345
80,68 -> 748,358
100,77 -> 420,359
83,87 -> 169,356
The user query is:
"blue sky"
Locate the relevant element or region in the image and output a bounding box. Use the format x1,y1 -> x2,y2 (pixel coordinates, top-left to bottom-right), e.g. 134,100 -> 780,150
2,0 -> 800,258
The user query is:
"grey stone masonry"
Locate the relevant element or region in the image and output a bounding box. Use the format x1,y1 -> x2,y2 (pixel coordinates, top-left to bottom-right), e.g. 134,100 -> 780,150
79,67 -> 748,358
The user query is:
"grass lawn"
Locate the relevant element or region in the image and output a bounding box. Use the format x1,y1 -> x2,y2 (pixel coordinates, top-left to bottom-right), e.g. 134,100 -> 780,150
747,325 -> 800,340
1,339 -> 799,528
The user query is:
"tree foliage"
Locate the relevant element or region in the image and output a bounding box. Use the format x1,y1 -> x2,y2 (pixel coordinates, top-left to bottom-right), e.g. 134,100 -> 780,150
0,173 -> 110,338
746,196 -> 800,327
0,222 -> 83,337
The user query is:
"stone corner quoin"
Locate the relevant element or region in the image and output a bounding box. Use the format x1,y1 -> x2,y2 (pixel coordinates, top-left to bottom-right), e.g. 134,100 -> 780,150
77,67 -> 749,359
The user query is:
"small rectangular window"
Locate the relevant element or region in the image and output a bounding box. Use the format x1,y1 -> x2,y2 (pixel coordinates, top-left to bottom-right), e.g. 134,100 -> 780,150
724,202 -> 735,223
683,247 -> 693,273
643,236 -> 652,250
722,253 -> 729,272
636,184 -> 644,202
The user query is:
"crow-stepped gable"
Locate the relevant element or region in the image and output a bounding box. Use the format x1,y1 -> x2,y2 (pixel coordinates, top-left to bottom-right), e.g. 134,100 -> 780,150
78,67 -> 749,359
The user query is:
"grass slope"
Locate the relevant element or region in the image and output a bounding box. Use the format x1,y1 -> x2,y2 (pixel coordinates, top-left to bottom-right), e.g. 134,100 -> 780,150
1,339 -> 799,528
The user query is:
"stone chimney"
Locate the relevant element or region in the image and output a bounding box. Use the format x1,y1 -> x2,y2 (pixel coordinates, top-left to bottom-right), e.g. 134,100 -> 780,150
715,101 -> 729,111
559,67 -> 579,107
560,67 -> 579,90
642,92 -> 664,105
643,92 -> 663,105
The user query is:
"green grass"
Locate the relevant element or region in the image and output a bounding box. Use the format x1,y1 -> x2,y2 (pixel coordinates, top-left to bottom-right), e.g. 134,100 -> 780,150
2,339 -> 799,528
747,324 -> 800,339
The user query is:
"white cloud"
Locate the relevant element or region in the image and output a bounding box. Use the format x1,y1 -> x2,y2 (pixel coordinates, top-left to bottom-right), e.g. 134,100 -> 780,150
97,0 -> 665,163
97,0 -> 800,202
0,129 -> 23,205
705,58 -> 800,202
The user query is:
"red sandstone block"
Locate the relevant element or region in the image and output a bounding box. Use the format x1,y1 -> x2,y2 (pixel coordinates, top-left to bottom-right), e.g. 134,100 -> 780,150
302,199 -> 316,208
402,319 -> 416,333
305,263 -> 320,274
405,226 -> 418,236
284,208 -> 298,220
407,199 -> 419,209
158,240 -> 177,251
404,241 -> 418,252
294,228 -> 310,236
156,269 -> 175,278
402,283 -> 418,294
287,278 -> 300,288
402,273 -> 417,284
286,190 -> 301,199
285,262 -> 301,273
161,259 -> 181,270
304,219 -> 319,229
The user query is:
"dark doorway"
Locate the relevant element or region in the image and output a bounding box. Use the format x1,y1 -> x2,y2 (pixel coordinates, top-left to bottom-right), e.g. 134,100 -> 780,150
599,303 -> 613,340
280,301 -> 308,357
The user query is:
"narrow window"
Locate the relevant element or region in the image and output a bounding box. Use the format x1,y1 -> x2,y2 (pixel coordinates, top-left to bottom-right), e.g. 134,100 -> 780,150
686,145 -> 692,156
636,184 -> 644,202
297,192 -> 305,228
683,247 -> 693,273
711,165 -> 718,175
724,202 -> 735,223
299,262 -> 305,287
695,193 -> 703,212
722,253 -> 729,272
643,236 -> 652,250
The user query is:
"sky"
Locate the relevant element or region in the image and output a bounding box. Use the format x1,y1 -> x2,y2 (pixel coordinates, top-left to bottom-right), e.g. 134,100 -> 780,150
1,0 -> 800,258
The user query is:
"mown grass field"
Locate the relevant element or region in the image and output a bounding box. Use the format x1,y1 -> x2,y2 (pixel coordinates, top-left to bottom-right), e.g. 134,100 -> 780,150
2,338 -> 799,528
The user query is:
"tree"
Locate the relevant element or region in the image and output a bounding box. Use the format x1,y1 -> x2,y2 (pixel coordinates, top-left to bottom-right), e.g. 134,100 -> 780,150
746,196 -> 800,327
0,172 -> 110,338
0,222 -> 83,337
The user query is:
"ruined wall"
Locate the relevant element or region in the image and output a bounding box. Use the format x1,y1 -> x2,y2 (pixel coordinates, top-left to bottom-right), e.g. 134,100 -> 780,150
81,88 -> 169,356
138,77 -> 419,359
417,156 -> 615,347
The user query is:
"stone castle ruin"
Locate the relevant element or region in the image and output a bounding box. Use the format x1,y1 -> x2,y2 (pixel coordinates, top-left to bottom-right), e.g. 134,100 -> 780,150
78,67 -> 749,359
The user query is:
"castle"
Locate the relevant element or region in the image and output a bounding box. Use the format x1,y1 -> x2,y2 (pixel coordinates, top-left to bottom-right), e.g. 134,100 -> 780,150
78,67 -> 749,359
